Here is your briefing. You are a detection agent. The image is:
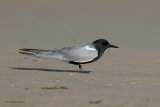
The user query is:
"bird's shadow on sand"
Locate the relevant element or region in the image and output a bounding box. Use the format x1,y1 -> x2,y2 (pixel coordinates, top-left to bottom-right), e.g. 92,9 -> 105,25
11,67 -> 92,74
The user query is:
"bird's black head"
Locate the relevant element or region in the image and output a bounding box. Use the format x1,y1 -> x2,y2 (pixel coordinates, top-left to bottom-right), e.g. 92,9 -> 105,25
93,39 -> 119,51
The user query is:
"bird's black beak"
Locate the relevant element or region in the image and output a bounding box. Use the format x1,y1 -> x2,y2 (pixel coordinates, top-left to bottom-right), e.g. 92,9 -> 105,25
109,44 -> 119,48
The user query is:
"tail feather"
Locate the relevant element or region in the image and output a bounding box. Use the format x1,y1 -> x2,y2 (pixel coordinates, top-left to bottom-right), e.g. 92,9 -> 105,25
19,48 -> 51,54
19,52 -> 35,56
19,48 -> 67,60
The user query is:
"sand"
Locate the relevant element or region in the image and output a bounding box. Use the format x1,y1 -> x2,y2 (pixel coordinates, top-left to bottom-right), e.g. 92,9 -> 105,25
0,0 -> 160,107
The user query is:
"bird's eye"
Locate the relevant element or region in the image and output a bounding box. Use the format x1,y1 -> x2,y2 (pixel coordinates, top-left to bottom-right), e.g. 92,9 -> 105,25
102,41 -> 108,45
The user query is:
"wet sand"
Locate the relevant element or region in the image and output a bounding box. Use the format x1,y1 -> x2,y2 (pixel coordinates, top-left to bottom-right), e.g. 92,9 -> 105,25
0,0 -> 160,107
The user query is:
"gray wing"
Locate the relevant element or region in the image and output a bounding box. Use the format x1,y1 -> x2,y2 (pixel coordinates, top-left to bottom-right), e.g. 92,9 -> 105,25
56,43 -> 98,62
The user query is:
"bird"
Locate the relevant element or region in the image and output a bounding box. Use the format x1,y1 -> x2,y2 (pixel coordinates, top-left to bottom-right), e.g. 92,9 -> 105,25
19,39 -> 119,72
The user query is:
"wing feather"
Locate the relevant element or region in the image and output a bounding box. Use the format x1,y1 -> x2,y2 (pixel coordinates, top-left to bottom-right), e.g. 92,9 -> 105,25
57,43 -> 98,62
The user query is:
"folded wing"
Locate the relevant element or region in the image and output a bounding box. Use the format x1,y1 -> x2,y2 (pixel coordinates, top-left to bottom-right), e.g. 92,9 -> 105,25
58,43 -> 98,63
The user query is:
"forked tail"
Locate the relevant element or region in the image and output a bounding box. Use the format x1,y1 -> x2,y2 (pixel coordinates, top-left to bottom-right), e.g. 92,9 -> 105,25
19,48 -> 51,56
19,48 -> 64,60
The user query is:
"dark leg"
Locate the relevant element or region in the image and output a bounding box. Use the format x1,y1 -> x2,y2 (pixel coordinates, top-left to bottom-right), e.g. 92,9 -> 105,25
79,64 -> 83,73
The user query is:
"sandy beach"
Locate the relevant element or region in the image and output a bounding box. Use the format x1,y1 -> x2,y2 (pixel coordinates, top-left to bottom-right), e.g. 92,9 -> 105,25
0,0 -> 160,107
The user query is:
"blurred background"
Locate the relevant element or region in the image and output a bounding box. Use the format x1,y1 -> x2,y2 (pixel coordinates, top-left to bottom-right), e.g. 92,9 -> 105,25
0,0 -> 160,50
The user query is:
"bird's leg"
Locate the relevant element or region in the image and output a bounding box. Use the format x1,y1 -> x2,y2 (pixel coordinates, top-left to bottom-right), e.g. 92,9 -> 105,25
79,64 -> 83,73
